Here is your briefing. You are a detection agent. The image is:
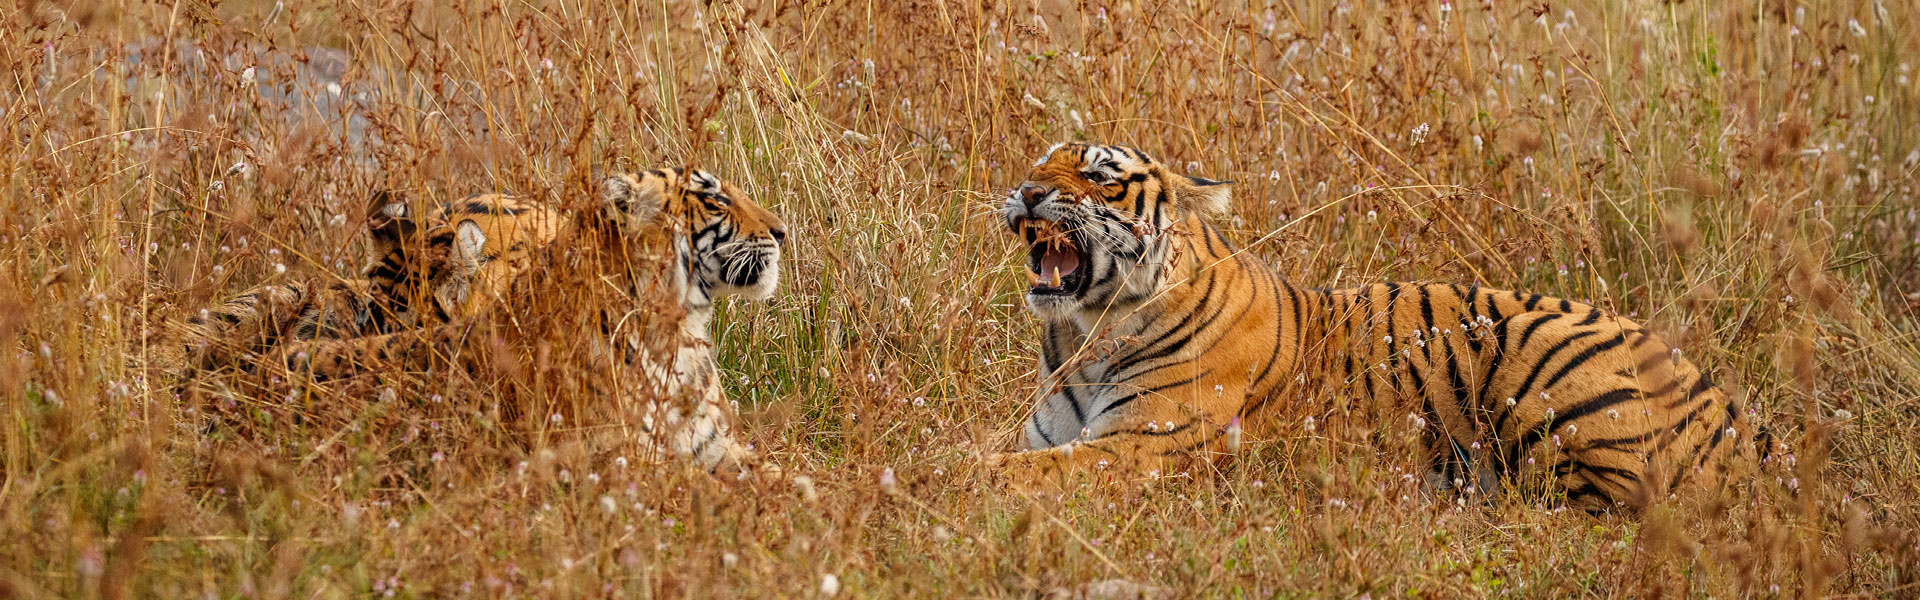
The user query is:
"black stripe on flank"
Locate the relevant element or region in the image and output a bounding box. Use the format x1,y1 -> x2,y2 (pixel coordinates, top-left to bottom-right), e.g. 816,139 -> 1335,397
1293,286 -> 1309,353
1557,460 -> 1642,487
1495,330 -> 1600,434
1059,384 -> 1087,424
1249,271 -> 1291,389
1540,332 -> 1630,391
1583,430 -> 1656,452
1029,412 -> 1057,446
1513,313 -> 1566,350
1575,310 -> 1602,326
1212,224 -> 1239,253
1656,397 -> 1710,454
1095,368 -> 1213,419
1483,289 -> 1506,325
1668,408 -> 1737,493
1101,394 -> 1141,416
1162,427 -> 1229,456
1524,293 -> 1544,311
1383,282 -> 1405,383
1475,316 -> 1517,413
1506,387 -> 1639,472
1354,287 -> 1377,401
1663,375 -> 1716,411
1629,330 -> 1657,350
1564,482 -> 1609,509
1640,377 -> 1681,405
1694,410 -> 1734,469
1090,420 -> 1194,441
1121,340 -> 1236,392
1445,341 -> 1469,422
1632,343 -> 1668,374
1419,286 -> 1437,335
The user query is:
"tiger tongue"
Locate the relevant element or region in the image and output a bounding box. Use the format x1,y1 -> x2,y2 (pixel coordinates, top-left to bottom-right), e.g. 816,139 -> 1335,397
1038,246 -> 1080,278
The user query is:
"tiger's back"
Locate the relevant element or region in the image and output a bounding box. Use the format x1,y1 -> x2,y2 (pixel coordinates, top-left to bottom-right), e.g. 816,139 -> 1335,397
172,192 -> 560,373
1298,283 -> 1754,511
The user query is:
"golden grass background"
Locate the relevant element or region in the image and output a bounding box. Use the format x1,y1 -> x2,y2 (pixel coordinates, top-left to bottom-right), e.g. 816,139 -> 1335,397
4,0 -> 1920,596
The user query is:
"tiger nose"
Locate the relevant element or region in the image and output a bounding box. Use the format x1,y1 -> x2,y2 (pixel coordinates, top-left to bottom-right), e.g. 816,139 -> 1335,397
769,225 -> 787,245
1019,184 -> 1049,209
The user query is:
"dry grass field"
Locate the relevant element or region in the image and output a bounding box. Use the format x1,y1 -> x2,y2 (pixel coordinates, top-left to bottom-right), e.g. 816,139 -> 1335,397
5,0 -> 1920,596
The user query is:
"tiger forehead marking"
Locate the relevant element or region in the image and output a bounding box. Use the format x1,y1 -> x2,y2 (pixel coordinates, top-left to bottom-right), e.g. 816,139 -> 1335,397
615,168 -> 786,244
1022,143 -> 1152,203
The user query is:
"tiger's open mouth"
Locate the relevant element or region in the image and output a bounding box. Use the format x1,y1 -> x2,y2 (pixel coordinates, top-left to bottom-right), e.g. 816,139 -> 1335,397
1014,217 -> 1087,296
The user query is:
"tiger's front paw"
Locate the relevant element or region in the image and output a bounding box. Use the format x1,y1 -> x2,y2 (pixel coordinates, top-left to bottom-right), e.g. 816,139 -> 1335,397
710,441 -> 784,483
985,450 -> 1061,493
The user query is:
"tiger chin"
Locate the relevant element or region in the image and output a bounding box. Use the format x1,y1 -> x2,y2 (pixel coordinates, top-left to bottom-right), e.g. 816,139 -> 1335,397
987,142 -> 1764,513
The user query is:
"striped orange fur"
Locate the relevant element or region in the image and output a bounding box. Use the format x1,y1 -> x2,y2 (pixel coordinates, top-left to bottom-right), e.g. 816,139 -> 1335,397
989,142 -> 1759,512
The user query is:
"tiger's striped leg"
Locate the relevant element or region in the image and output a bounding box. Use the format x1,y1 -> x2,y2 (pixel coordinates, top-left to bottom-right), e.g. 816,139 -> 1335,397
1477,312 -> 1752,512
989,379 -> 1245,491
275,323 -> 473,380
640,361 -> 766,476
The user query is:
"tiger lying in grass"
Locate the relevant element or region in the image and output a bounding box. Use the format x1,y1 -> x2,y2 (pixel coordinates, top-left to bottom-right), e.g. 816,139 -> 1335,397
171,190 -> 561,374
988,142 -> 1763,512
180,168 -> 786,473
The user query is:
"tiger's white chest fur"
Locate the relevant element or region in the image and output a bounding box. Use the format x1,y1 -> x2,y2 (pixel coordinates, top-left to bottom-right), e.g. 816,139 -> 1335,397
1023,301 -> 1179,450
621,307 -> 743,469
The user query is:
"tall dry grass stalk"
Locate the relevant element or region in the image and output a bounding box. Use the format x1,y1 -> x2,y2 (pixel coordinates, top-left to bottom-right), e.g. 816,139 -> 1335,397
3,0 -> 1918,596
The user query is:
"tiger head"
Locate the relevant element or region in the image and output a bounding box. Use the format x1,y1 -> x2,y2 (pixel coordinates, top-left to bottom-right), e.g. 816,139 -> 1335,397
1004,142 -> 1231,319
600,168 -> 787,309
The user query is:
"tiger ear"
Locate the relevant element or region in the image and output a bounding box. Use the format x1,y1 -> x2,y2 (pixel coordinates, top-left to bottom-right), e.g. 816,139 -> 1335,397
431,219 -> 487,315
449,219 -> 488,274
1173,174 -> 1234,217
600,172 -> 664,230
366,189 -> 417,256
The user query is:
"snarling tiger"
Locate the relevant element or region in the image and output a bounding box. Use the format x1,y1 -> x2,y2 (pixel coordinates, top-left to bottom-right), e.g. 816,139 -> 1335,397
987,142 -> 1761,512
274,168 -> 784,472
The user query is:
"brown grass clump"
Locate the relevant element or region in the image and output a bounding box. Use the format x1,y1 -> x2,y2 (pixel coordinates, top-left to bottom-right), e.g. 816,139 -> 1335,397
3,0 -> 1919,597
1670,164 -> 1723,199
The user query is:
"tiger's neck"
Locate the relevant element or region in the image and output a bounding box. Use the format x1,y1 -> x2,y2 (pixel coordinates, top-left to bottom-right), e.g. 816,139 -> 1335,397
1068,216 -> 1225,334
565,217 -> 716,349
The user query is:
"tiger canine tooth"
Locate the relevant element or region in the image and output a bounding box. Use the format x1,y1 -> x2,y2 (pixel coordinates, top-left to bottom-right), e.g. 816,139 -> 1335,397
1051,267 -> 1062,287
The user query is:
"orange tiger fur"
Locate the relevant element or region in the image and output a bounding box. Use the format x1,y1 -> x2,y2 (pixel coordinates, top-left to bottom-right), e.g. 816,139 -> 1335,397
171,190 -> 561,375
274,168 -> 787,473
988,142 -> 1759,512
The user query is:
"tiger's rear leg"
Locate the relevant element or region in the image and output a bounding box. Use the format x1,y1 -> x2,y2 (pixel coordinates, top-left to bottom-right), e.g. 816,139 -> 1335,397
1474,311 -> 1752,513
